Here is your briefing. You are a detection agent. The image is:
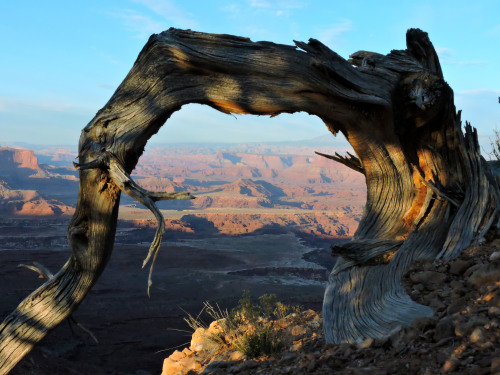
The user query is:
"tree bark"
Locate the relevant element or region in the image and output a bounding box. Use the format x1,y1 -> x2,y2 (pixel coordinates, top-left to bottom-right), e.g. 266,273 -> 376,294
0,28 -> 498,372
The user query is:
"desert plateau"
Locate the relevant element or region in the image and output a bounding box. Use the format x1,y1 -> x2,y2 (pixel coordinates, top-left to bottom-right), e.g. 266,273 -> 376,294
0,138 -> 365,374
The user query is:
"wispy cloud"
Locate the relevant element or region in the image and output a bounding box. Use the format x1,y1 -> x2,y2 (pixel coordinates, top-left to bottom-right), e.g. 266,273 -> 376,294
435,47 -> 453,58
110,1 -> 198,40
96,83 -> 116,91
247,0 -> 303,17
133,0 -> 199,29
249,0 -> 272,7
0,97 -> 91,113
317,20 -> 353,47
222,3 -> 241,17
486,24 -> 500,36
113,9 -> 167,39
436,47 -> 486,66
90,46 -> 121,65
457,89 -> 500,96
248,0 -> 303,8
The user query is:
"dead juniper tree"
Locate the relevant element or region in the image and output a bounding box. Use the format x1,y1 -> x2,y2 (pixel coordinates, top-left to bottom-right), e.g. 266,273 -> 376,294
0,28 -> 498,373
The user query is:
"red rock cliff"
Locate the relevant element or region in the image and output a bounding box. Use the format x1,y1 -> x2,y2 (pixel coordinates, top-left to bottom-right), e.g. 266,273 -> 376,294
0,147 -> 40,171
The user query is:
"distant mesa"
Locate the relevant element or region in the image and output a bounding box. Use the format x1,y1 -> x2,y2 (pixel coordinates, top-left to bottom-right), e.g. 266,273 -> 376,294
222,178 -> 276,198
0,147 -> 44,177
0,175 -> 73,216
0,146 -> 75,216
0,142 -> 366,235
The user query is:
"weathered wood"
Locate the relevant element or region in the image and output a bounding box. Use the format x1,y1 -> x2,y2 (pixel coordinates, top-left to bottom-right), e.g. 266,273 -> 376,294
0,27 -> 498,372
315,151 -> 364,174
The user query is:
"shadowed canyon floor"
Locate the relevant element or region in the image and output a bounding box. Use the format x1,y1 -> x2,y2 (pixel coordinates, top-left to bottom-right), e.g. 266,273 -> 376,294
0,139 -> 365,373
0,218 -> 339,374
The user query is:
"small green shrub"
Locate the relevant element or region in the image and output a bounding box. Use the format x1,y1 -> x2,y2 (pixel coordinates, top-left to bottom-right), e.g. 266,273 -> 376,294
258,293 -> 277,319
234,325 -> 284,358
182,301 -> 231,346
273,301 -> 290,321
234,290 -> 260,323
182,290 -> 302,358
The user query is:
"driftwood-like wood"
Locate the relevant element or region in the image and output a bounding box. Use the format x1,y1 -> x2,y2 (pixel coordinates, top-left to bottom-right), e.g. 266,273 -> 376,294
0,27 -> 498,372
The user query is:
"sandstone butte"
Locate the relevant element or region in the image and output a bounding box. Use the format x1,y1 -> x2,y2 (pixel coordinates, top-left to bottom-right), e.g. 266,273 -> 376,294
0,144 -> 366,238
0,147 -> 74,216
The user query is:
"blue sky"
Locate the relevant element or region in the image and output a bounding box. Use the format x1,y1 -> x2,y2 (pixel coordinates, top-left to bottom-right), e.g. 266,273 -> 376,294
0,0 -> 499,151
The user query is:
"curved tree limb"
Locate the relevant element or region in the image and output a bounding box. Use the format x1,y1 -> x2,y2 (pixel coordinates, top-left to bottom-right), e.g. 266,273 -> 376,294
0,27 -> 498,373
105,151 -> 194,294
75,149 -> 195,294
17,262 -> 98,344
17,262 -> 54,280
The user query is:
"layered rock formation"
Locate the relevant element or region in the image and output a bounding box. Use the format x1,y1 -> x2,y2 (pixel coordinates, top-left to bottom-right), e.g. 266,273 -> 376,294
0,142 -> 365,233
0,147 -> 75,215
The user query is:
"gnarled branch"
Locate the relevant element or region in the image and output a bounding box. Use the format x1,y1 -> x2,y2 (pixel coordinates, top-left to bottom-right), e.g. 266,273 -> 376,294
0,27 -> 498,374
315,151 -> 364,174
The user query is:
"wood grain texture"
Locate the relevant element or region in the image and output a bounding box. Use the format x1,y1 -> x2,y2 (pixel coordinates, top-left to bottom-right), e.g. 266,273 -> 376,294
0,28 -> 498,372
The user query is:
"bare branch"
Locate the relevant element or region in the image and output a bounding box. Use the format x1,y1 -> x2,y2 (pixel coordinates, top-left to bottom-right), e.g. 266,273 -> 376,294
69,317 -> 99,344
106,152 -> 194,295
413,165 -> 461,207
17,262 -> 99,344
315,151 -> 364,174
17,262 -> 54,280
73,153 -> 109,171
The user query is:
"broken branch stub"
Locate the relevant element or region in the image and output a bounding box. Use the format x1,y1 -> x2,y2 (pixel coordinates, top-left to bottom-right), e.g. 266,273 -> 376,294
75,150 -> 195,294
0,27 -> 498,373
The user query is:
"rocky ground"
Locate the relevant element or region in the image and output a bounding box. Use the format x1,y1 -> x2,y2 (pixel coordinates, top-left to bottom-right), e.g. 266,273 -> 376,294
161,235 -> 500,375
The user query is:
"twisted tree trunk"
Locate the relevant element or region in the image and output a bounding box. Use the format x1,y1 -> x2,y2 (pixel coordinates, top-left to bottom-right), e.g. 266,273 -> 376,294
0,28 -> 498,372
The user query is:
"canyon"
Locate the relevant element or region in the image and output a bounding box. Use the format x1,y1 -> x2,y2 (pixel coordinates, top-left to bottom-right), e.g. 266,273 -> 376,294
0,138 -> 366,374
0,139 -> 365,238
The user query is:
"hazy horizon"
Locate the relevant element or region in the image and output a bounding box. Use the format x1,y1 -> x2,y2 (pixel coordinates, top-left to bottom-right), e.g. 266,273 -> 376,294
1,1 -> 499,150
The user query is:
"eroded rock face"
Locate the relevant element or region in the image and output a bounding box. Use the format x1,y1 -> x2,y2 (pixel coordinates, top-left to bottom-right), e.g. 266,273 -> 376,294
0,160 -> 73,217
0,177 -> 73,216
0,147 -> 40,172
0,147 -> 77,216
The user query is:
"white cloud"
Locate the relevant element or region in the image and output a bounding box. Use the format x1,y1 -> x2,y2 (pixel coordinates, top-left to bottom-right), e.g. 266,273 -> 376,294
96,83 -> 116,91
0,97 -> 91,113
435,47 -> 453,58
222,3 -> 241,17
113,9 -> 168,39
317,20 -> 353,47
249,0 -> 272,8
247,0 -> 303,17
133,0 -> 199,29
457,89 -> 500,96
0,97 -> 94,144
90,46 -> 121,65
436,46 -> 486,66
486,24 -> 500,36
